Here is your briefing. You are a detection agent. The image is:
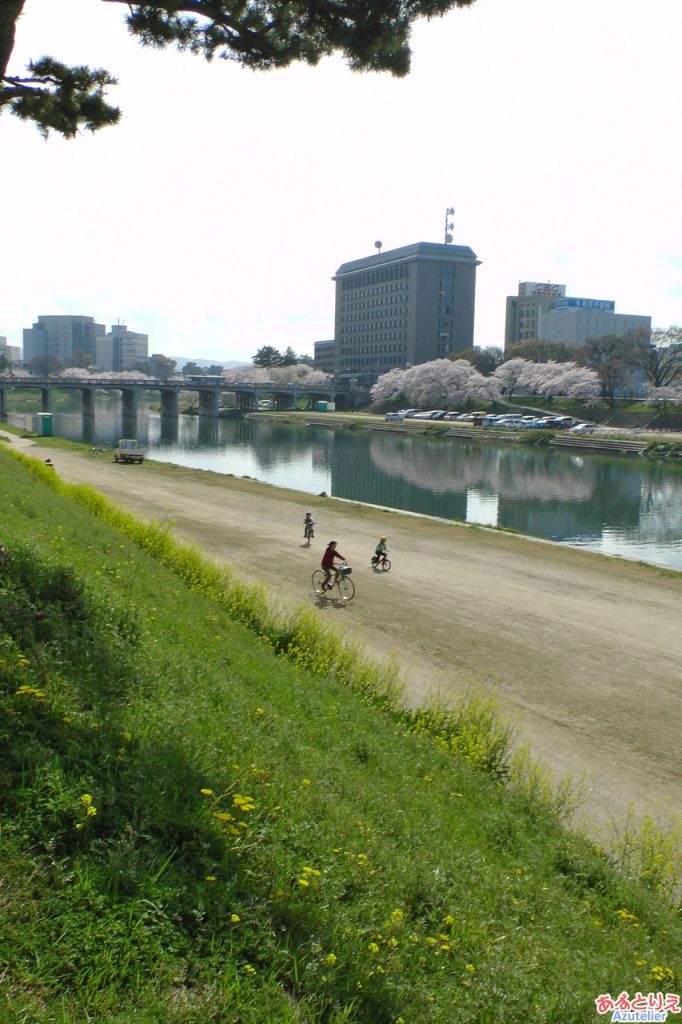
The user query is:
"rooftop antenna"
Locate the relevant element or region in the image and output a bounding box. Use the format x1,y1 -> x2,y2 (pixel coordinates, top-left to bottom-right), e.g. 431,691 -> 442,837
374,240 -> 382,255
444,207 -> 454,244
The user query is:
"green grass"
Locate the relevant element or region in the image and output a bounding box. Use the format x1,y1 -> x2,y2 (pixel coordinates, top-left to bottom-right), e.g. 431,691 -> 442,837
1,446 -> 681,1023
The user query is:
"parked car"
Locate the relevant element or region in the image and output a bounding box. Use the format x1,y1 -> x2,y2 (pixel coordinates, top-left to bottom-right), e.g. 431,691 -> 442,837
114,439 -> 146,464
483,414 -> 503,427
430,410 -> 448,420
443,411 -> 461,420
412,410 -> 439,419
384,408 -> 419,420
495,415 -> 526,428
569,422 -> 596,434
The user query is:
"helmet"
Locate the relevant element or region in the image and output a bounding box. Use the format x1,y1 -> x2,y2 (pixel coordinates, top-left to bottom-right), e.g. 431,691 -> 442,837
380,536 -> 387,542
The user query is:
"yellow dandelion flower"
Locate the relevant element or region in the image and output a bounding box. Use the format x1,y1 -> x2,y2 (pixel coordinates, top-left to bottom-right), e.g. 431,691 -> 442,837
206,876 -> 217,882
465,964 -> 475,973
255,707 -> 265,715
80,794 -> 92,806
200,788 -> 214,796
325,953 -> 337,966
86,806 -> 97,817
301,778 -> 311,787
213,812 -> 234,822
230,914 -> 241,923
390,908 -> 404,924
298,878 -> 310,887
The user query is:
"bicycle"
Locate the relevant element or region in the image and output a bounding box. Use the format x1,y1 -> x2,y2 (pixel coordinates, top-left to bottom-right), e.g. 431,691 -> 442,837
312,562 -> 355,601
304,520 -> 316,545
371,551 -> 391,572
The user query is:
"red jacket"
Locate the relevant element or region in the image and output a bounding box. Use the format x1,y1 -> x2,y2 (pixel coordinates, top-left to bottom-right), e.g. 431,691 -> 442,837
322,546 -> 345,569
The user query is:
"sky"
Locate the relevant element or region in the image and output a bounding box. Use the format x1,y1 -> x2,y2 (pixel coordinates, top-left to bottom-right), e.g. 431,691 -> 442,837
2,0 -> 682,365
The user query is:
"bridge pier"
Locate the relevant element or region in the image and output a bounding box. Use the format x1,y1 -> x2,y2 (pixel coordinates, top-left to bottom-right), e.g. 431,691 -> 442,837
0,387 -> 6,421
41,388 -> 51,412
82,389 -> 95,417
236,392 -> 255,412
160,389 -> 179,417
121,389 -> 137,418
199,390 -> 220,417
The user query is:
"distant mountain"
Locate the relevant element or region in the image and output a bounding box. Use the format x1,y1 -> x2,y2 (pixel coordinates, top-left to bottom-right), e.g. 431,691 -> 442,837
172,358 -> 249,370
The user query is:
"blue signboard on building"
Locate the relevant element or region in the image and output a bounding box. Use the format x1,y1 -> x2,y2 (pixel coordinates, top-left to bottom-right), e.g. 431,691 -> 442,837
552,297 -> 615,312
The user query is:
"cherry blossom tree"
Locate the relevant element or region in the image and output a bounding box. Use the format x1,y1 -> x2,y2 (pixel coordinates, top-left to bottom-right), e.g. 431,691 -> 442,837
492,358 -> 532,398
370,367 -> 408,405
462,370 -> 500,403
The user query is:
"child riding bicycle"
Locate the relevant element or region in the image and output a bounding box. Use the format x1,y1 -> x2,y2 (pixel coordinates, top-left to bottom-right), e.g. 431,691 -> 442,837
371,537 -> 389,567
303,511 -> 315,542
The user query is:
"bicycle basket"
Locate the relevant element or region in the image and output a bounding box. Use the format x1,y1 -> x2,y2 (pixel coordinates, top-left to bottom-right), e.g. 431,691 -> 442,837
339,563 -> 352,575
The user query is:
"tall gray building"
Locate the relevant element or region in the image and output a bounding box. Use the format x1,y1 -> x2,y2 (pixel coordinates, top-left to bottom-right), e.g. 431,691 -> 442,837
333,241 -> 480,381
23,315 -> 105,366
96,323 -> 149,371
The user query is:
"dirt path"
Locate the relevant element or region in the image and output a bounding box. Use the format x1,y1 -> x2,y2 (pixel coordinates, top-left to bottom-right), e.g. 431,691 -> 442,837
7,433 -> 682,832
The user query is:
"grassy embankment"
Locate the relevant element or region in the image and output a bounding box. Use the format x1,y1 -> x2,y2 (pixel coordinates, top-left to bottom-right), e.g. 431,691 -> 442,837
1,443 -> 681,1024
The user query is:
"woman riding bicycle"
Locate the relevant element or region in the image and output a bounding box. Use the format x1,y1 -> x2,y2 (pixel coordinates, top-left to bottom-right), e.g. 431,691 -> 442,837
321,540 -> 346,591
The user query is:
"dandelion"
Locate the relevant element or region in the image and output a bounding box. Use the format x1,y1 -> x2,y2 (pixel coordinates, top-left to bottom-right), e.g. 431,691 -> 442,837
233,794 -> 255,811
255,707 -> 265,716
206,876 -> 217,882
80,794 -> 93,806
325,953 -> 337,966
230,914 -> 241,923
213,812 -> 234,822
465,964 -> 475,973
200,788 -> 214,797
298,878 -> 310,887
616,908 -> 638,923
368,942 -> 380,955
390,908 -> 404,925
86,806 -> 97,817
301,778 -> 311,787
242,964 -> 257,975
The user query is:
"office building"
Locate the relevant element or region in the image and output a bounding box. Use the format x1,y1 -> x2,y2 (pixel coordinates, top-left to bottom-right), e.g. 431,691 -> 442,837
96,323 -> 149,371
505,282 -> 651,350
0,338 -> 21,364
504,282 -> 567,349
333,241 -> 480,381
23,315 -> 105,366
538,298 -> 650,348
313,339 -> 335,374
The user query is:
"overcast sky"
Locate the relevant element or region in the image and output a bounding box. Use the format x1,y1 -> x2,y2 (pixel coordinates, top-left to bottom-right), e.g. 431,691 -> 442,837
3,0 -> 681,364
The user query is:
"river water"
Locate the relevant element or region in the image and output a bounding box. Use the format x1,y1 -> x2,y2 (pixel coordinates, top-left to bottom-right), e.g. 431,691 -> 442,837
11,402 -> 682,571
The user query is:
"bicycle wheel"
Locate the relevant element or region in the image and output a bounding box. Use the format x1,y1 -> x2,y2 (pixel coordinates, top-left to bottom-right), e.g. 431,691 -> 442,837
380,559 -> 391,572
312,569 -> 327,595
337,575 -> 355,601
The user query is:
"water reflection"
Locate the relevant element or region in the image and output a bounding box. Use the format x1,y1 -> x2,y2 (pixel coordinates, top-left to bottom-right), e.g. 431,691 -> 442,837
9,399 -> 682,570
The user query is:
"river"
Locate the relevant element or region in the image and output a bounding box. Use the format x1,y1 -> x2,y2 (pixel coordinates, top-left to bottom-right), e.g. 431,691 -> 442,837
10,401 -> 682,571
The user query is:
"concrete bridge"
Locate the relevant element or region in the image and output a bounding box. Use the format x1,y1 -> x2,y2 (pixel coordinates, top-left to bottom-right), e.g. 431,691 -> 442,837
0,375 -> 359,421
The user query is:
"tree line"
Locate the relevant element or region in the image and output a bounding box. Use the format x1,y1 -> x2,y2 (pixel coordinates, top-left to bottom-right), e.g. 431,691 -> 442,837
449,328 -> 682,405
